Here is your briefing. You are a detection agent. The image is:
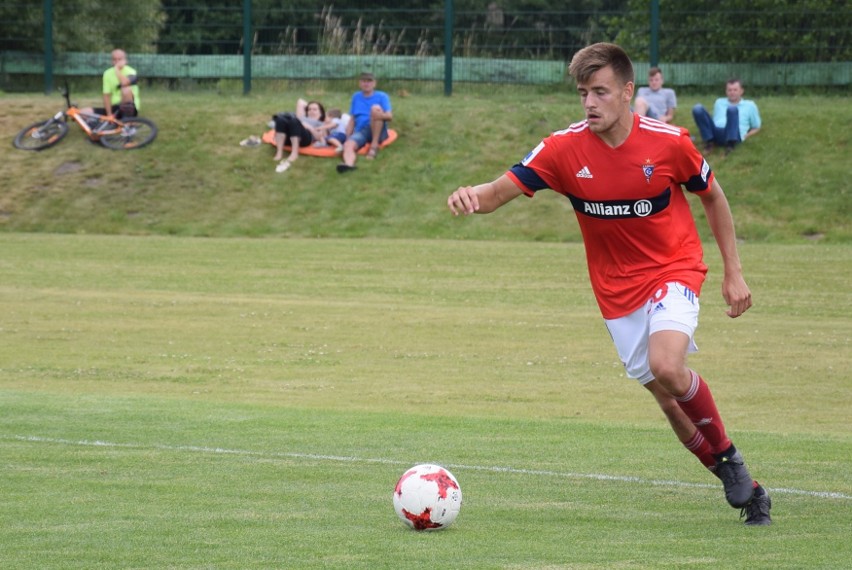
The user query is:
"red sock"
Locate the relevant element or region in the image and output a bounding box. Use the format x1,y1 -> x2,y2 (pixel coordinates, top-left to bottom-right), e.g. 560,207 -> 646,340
683,430 -> 717,471
675,370 -> 732,454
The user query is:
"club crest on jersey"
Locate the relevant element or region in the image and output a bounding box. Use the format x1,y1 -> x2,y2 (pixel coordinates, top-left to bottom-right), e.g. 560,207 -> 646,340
642,159 -> 655,184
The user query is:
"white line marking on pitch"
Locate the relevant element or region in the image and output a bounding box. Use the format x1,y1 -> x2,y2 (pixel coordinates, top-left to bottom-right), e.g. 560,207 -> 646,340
8,434 -> 851,501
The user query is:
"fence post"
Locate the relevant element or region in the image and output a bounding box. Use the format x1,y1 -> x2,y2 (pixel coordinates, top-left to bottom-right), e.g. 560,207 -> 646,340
444,0 -> 453,96
243,0 -> 252,95
650,0 -> 659,67
43,0 -> 53,94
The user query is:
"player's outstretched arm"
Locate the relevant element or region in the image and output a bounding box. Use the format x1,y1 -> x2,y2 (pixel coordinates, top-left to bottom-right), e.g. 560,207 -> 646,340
448,174 -> 523,216
699,179 -> 753,318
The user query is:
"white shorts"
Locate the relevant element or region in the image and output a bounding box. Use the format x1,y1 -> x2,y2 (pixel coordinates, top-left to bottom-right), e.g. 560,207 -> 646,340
604,282 -> 700,384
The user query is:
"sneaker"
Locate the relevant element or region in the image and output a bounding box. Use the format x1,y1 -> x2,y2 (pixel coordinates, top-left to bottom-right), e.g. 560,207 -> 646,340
714,447 -> 755,508
336,164 -> 356,174
741,484 -> 772,526
703,141 -> 715,154
724,143 -> 736,156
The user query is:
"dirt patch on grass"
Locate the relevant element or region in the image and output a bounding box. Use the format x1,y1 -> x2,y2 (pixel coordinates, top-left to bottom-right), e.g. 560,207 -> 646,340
54,161 -> 83,175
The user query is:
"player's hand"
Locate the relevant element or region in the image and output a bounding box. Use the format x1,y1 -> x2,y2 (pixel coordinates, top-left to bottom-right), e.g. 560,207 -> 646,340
447,186 -> 479,216
722,273 -> 752,318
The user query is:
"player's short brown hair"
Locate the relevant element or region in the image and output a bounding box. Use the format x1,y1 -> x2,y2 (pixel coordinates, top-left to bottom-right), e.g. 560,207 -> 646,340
568,43 -> 634,86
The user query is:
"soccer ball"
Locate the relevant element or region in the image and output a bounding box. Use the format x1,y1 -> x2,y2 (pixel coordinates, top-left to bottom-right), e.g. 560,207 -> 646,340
393,463 -> 462,531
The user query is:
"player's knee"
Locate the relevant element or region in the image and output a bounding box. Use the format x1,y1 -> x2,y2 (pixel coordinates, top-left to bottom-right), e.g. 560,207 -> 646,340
649,359 -> 687,392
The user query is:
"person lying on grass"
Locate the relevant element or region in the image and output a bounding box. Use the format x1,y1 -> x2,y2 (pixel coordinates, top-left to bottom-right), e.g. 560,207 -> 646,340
271,98 -> 329,173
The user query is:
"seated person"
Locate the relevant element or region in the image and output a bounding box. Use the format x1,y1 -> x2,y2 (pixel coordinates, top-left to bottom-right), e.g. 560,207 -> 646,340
316,108 -> 350,154
634,66 -> 676,124
692,78 -> 761,155
81,48 -> 140,125
337,72 -> 393,173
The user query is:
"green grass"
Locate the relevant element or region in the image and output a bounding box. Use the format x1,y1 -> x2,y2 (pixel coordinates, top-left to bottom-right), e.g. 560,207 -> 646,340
1,234 -> 850,569
1,83 -> 850,567
1,84 -> 850,242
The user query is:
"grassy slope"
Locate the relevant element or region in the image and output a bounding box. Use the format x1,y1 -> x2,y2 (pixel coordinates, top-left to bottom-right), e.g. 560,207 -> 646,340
0,84 -> 849,242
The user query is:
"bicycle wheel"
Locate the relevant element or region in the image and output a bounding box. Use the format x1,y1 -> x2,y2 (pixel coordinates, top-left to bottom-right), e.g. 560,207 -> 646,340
13,119 -> 69,150
99,117 -> 158,150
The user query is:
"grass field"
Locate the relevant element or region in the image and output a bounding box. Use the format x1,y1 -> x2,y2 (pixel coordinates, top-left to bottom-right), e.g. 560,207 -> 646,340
1,234 -> 850,569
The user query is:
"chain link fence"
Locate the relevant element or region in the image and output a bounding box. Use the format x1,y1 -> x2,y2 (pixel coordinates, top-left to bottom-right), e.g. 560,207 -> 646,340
1,1 -> 849,93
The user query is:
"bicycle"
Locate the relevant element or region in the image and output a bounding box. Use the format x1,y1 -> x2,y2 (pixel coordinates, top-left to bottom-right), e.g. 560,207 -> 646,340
13,82 -> 158,151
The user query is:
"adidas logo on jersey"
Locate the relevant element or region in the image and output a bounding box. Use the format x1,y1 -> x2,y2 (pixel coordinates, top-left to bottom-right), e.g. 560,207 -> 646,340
576,166 -> 593,178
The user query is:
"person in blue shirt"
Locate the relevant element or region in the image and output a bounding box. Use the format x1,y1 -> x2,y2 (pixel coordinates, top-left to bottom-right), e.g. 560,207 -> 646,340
692,78 -> 761,155
337,72 -> 393,173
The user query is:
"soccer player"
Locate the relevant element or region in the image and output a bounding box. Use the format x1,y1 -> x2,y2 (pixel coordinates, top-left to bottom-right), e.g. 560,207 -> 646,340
447,43 -> 771,525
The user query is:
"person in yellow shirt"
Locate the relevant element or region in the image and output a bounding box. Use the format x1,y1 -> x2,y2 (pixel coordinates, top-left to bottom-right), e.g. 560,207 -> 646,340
83,49 -> 140,121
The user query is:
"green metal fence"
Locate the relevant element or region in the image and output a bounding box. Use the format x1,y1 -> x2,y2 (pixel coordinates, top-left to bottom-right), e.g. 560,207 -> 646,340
1,0 -> 849,94
4,50 -> 848,91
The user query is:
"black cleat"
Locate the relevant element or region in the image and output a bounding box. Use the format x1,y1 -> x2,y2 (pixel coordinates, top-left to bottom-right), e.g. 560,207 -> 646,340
715,447 -> 755,508
741,483 -> 772,526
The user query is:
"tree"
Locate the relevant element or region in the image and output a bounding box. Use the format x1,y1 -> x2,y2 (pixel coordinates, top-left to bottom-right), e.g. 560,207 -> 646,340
608,0 -> 851,63
0,0 -> 163,53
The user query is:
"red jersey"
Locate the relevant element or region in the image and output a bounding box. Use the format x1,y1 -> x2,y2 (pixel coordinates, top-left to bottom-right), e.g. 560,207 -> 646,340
506,114 -> 714,319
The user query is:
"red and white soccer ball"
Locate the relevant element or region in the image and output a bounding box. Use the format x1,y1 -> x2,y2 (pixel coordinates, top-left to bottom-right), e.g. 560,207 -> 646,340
393,464 -> 462,531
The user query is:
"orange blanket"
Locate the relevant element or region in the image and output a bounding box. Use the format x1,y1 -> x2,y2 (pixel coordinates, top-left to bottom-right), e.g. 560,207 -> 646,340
261,128 -> 398,157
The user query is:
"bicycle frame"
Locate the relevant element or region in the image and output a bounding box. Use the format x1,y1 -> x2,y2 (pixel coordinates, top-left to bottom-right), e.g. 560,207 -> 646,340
14,81 -> 158,151
61,86 -> 125,140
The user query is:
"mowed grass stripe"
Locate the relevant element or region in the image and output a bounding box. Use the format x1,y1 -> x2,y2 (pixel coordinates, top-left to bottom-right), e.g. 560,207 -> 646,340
8,434 -> 852,501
